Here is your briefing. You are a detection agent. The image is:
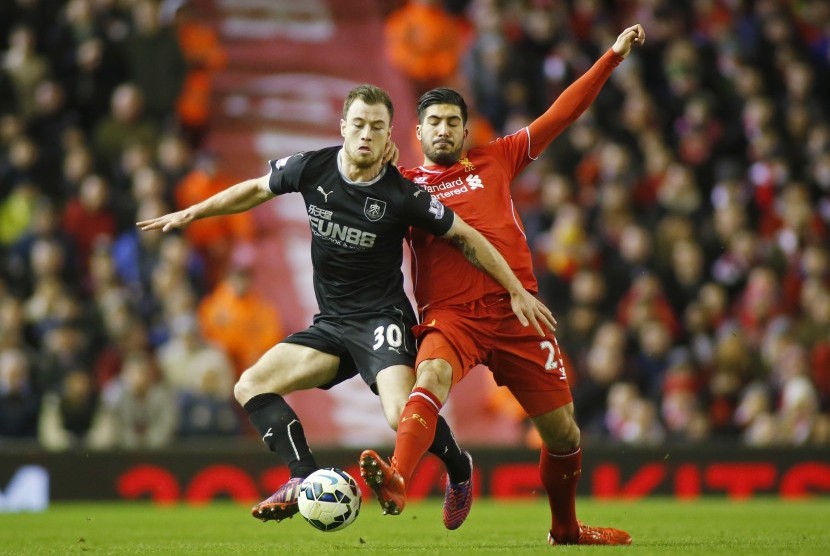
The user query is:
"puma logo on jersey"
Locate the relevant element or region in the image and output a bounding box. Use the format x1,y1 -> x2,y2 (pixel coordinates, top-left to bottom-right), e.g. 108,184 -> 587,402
317,186 -> 334,202
426,319 -> 436,326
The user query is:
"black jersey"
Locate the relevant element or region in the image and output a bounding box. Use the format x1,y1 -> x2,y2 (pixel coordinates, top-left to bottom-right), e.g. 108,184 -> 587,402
268,146 -> 455,317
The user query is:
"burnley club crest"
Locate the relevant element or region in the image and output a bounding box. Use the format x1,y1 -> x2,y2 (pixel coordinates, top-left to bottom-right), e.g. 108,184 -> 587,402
364,197 -> 386,221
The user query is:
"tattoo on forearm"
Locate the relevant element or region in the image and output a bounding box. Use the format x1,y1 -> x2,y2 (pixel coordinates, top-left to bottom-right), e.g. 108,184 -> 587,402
450,236 -> 484,271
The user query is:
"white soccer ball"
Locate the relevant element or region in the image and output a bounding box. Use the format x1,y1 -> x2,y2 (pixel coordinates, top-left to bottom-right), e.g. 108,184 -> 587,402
297,468 -> 362,532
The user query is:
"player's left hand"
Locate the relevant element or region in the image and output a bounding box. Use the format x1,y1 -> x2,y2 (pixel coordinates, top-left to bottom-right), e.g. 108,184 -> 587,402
509,290 -> 557,337
382,139 -> 400,166
612,23 -> 645,58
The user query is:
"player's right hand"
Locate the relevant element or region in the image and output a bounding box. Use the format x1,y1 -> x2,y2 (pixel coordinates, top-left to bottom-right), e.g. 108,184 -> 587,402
136,209 -> 195,232
382,139 -> 400,166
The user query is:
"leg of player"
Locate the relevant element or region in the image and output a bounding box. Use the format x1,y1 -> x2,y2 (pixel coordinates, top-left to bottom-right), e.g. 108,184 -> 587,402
361,355 -> 474,528
533,404 -> 632,545
234,343 -> 340,523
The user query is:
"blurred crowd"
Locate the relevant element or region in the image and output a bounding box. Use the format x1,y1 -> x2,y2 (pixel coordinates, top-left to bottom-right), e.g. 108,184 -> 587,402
0,0 -> 284,451
1,0 -> 828,452
385,0 -> 830,447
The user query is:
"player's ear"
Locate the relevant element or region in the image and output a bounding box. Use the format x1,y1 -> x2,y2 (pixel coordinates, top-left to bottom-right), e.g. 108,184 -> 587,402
340,119 -> 346,137
416,124 -> 422,140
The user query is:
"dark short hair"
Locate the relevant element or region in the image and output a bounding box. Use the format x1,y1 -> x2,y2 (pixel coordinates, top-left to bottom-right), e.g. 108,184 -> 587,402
416,88 -> 468,124
343,84 -> 394,122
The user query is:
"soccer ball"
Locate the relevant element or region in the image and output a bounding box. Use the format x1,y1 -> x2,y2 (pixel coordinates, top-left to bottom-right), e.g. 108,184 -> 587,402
297,468 -> 362,532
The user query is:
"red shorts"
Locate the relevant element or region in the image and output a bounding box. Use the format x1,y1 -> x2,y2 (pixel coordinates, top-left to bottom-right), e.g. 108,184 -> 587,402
413,295 -> 572,417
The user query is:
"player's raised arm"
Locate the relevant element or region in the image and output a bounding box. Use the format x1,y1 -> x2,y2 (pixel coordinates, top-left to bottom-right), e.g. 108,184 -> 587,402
442,215 -> 557,336
136,174 -> 274,232
527,23 -> 645,158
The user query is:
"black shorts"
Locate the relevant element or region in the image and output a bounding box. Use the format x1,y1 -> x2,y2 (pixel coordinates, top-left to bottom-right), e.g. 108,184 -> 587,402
282,303 -> 418,393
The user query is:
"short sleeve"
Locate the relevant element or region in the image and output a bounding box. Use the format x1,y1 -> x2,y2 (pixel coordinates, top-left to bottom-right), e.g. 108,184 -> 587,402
400,178 -> 455,236
267,152 -> 306,195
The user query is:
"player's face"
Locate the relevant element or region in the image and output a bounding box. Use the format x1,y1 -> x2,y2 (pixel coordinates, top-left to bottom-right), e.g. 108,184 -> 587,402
417,104 -> 467,166
340,100 -> 392,169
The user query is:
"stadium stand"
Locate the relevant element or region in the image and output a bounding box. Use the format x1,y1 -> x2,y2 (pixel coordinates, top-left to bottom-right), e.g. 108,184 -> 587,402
1,0 -> 828,451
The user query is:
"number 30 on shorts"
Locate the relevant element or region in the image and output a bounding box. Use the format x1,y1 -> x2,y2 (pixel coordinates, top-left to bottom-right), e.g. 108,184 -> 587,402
373,324 -> 403,351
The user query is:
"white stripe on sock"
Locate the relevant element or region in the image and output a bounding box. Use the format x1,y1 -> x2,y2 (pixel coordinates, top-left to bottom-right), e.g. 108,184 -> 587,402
410,390 -> 440,411
287,419 -> 301,461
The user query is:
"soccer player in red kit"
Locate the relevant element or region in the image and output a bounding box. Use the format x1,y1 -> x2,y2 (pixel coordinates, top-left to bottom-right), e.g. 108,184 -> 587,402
360,24 -> 645,545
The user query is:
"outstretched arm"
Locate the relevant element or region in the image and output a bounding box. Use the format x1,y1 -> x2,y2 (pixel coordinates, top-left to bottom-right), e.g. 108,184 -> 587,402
443,216 -> 557,336
527,23 -> 645,157
137,174 -> 274,232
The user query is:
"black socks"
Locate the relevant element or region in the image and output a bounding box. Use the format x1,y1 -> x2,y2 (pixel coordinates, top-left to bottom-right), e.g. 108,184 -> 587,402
429,415 -> 472,483
243,393 -> 318,479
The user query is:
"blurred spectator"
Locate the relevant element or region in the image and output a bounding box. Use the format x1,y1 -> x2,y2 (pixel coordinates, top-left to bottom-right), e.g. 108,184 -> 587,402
171,1 -> 227,146
5,197 -> 78,297
58,143 -> 94,199
173,154 -> 254,287
385,0 -> 464,95
66,36 -> 125,133
157,311 -> 240,438
557,268 -> 607,368
156,133 -> 193,190
2,25 -> 50,120
662,238 -> 707,316
61,174 -> 117,272
176,363 -> 242,438
104,352 -> 177,449
614,397 -> 665,445
0,133 -> 46,196
707,329 -> 758,437
0,182 -> 38,248
661,360 -> 709,443
111,196 -> 170,309
157,312 -> 233,395
0,348 -> 40,439
197,247 -> 284,377
538,203 -> 595,310
572,321 -> 628,435
92,83 -> 159,174
463,12 -> 515,132
616,273 -> 680,340
26,80 -> 79,196
122,0 -> 185,124
35,316 -> 95,394
601,223 -> 653,306
633,318 -> 675,400
37,367 -> 114,451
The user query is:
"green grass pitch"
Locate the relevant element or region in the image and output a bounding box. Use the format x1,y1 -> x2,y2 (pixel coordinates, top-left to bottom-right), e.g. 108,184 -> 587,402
1,498 -> 828,555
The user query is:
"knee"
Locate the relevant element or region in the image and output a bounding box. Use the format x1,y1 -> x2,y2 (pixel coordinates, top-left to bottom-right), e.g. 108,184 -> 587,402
233,374 -> 254,406
415,358 -> 453,403
382,397 -> 407,430
234,367 -> 270,406
534,407 -> 581,451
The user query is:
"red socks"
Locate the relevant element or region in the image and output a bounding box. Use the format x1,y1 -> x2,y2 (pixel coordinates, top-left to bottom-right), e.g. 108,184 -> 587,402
393,387 -> 442,484
540,446 -> 582,543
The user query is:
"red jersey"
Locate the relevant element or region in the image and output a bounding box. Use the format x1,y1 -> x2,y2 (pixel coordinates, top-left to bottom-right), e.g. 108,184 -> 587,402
404,48 -> 623,311
404,131 -> 537,308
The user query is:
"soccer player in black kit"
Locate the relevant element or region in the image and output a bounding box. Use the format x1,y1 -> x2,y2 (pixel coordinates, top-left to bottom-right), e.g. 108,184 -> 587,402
138,84 -> 554,524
